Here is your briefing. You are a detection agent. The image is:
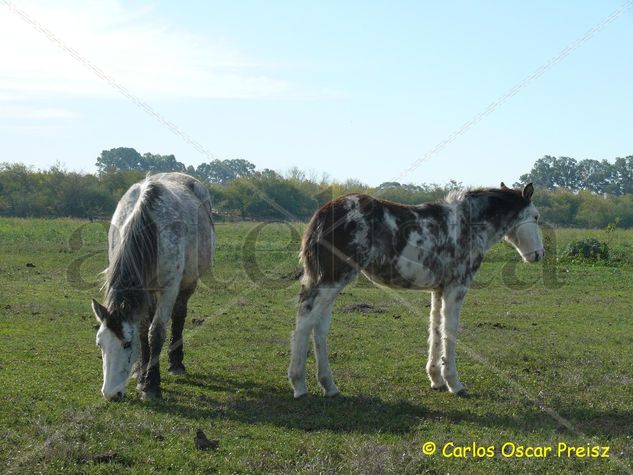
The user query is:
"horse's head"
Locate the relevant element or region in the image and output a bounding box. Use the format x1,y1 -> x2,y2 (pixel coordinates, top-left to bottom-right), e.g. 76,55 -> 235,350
502,183 -> 544,263
91,299 -> 139,401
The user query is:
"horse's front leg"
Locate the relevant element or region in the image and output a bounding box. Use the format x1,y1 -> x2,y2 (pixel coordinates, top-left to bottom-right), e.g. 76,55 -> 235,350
142,320 -> 166,400
440,285 -> 467,396
136,316 -> 150,391
426,290 -> 446,390
142,288 -> 180,400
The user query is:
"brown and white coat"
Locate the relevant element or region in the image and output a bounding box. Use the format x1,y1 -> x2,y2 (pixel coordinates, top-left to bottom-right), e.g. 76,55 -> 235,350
289,184 -> 543,398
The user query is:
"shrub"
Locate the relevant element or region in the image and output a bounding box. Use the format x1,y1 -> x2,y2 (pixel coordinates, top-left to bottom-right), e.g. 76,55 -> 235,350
562,238 -> 609,260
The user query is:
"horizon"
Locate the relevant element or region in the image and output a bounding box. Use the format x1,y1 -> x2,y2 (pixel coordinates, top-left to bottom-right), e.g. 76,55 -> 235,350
3,151 -> 633,190
1,1 -> 632,187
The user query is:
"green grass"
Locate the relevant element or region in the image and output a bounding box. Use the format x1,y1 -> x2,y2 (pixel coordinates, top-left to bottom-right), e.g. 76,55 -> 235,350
1,218 -> 632,474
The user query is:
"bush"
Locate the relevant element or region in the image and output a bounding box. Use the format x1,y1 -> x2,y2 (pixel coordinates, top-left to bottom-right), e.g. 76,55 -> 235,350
562,238 -> 609,260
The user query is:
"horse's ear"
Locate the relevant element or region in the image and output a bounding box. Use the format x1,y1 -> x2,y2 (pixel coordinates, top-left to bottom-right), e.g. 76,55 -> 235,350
523,183 -> 534,201
91,299 -> 108,323
500,182 -> 509,190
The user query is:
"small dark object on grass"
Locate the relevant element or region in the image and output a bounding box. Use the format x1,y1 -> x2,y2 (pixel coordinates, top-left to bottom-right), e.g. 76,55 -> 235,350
26,263 -> 36,268
191,318 -> 205,326
475,321 -> 512,330
195,429 -> 219,451
92,452 -> 119,464
342,302 -> 385,314
78,451 -> 124,465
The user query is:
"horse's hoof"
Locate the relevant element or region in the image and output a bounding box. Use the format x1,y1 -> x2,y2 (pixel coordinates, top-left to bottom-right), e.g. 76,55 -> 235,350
324,389 -> 340,398
455,389 -> 469,398
141,389 -> 162,401
168,366 -> 186,376
431,384 -> 447,391
294,391 -> 309,400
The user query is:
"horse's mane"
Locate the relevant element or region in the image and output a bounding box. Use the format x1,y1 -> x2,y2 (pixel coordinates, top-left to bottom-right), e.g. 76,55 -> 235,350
445,186 -> 530,227
444,188 -> 470,204
103,181 -> 162,321
445,186 -> 526,205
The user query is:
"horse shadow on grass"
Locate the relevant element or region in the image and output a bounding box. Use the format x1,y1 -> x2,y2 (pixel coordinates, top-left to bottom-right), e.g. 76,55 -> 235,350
135,372 -> 427,435
137,372 -> 633,438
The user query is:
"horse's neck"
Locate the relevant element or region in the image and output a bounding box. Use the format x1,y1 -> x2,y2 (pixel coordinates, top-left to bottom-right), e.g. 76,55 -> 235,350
458,200 -> 508,255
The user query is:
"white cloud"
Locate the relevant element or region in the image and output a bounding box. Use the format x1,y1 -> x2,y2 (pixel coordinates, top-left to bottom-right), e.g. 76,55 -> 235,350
0,0 -> 304,102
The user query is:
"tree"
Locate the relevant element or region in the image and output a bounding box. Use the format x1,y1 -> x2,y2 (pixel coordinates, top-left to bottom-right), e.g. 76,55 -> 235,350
96,147 -> 144,174
517,155 -> 580,190
613,156 -> 633,195
576,159 -> 615,194
377,182 -> 402,190
195,159 -> 256,184
141,153 -> 186,173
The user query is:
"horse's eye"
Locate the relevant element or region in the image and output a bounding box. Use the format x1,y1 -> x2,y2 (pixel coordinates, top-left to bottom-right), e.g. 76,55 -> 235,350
123,341 -> 131,349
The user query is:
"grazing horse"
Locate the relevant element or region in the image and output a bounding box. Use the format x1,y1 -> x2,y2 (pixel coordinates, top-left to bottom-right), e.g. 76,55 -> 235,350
92,172 -> 215,401
289,183 -> 543,398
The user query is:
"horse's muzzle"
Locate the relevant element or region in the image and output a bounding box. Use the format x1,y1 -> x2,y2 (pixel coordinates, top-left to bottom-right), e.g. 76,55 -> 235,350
524,249 -> 545,262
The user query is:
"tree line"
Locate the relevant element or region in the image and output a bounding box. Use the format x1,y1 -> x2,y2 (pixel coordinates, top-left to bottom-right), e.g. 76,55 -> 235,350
0,148 -> 632,228
516,155 -> 633,195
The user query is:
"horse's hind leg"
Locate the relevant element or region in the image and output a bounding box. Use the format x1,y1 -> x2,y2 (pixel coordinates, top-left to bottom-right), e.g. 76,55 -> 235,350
168,286 -> 196,375
289,284 -> 342,398
312,292 -> 340,397
426,290 -> 446,390
288,286 -> 319,399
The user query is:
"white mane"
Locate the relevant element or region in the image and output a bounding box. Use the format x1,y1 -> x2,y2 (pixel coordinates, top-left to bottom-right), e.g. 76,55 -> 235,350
444,188 -> 471,204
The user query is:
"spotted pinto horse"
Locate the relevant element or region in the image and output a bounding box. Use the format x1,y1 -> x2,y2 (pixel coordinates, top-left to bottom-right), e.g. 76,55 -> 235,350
288,183 -> 543,398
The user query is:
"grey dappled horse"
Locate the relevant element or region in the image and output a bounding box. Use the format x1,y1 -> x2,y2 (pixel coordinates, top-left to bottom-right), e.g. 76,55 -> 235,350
92,172 -> 215,401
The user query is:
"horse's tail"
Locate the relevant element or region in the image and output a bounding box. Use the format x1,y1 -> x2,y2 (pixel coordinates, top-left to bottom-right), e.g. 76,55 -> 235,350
105,181 -> 161,311
299,211 -> 321,291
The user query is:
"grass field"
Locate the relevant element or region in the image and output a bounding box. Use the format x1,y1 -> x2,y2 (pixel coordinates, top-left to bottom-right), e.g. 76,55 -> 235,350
1,218 -> 632,474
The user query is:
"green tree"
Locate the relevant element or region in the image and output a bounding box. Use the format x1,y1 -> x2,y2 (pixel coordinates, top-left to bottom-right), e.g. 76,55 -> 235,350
613,156 -> 633,195
141,153 -> 186,173
96,147 -> 144,174
517,155 -> 580,190
195,159 -> 256,184
577,159 -> 615,194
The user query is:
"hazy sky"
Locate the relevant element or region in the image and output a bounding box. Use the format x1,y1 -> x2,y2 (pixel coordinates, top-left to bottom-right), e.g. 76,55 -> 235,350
1,1 -> 631,186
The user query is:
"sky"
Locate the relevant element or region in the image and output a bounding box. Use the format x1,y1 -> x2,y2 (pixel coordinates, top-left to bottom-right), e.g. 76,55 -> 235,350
0,0 -> 631,187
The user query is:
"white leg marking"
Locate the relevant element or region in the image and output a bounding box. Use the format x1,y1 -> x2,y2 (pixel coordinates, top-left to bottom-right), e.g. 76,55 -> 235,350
426,290 -> 445,389
289,287 -> 340,398
440,286 -> 467,395
289,322 -> 312,398
313,306 -> 339,397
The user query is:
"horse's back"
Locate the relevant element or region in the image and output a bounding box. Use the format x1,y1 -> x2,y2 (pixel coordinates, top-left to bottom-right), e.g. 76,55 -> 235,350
149,173 -> 215,287
111,173 -> 214,290
301,193 -> 454,289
